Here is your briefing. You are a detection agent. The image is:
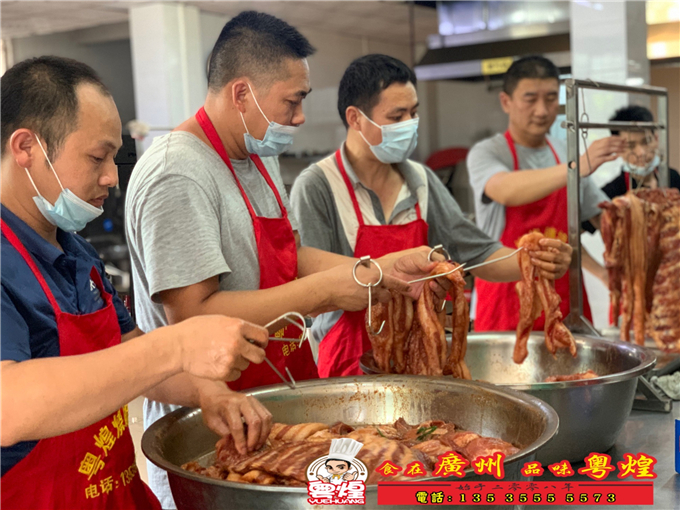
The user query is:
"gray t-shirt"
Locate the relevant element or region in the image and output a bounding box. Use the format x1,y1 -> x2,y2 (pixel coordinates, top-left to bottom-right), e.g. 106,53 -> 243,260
125,131 -> 297,509
467,133 -> 607,241
290,145 -> 502,344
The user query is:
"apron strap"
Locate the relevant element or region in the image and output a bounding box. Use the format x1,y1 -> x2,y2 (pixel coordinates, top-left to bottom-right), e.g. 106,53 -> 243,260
195,107 -> 286,220
334,149 -> 423,226
545,138 -> 561,165
88,266 -> 113,305
335,149 -> 365,227
195,107 -> 257,220
1,219 -> 62,313
504,130 -> 561,171
249,154 -> 288,219
504,131 -> 520,171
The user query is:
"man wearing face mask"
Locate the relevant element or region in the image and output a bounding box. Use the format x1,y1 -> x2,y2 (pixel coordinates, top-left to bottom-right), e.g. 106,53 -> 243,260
585,106 -> 680,210
126,13 -> 439,508
1,57 -> 271,510
290,54 -> 574,378
467,56 -> 625,331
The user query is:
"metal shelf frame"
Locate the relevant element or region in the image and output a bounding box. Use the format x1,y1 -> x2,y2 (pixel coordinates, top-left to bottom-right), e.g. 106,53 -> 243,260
561,78 -> 670,335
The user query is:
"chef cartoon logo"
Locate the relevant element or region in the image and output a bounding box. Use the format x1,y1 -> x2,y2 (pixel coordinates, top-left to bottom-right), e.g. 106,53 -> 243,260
307,438 -> 367,505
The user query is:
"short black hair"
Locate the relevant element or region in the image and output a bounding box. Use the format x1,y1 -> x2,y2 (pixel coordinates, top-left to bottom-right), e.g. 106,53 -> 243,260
1,56 -> 110,160
325,459 -> 351,470
338,54 -> 417,128
609,105 -> 654,135
207,11 -> 315,92
502,55 -> 560,96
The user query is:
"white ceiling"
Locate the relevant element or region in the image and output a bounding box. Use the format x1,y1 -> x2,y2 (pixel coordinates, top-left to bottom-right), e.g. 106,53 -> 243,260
1,1 -> 439,46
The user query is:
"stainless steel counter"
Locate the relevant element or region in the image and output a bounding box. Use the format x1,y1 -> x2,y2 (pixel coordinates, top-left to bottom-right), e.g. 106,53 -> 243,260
535,402 -> 678,510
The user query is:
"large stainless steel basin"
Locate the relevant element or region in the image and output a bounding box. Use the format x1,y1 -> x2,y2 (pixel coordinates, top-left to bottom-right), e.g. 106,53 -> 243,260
143,376 -> 558,510
361,333 -> 655,464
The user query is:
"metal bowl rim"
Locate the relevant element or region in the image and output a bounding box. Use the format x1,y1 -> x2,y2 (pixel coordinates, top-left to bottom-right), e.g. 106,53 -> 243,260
361,334 -> 657,390
142,375 -> 559,494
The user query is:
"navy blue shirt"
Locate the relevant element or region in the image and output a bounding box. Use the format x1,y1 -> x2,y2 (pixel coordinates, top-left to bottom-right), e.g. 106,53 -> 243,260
1,205 -> 135,476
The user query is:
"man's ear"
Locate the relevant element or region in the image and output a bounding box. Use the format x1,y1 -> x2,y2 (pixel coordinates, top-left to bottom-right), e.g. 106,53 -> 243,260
345,106 -> 362,132
8,129 -> 39,169
231,79 -> 250,114
499,91 -> 512,115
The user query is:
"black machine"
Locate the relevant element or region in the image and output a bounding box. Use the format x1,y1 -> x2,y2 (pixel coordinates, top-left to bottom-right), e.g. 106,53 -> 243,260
81,134 -> 136,304
80,134 -> 136,243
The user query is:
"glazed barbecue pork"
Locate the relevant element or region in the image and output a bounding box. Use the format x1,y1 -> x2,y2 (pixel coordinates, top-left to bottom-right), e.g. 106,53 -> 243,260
368,262 -> 471,378
183,418 -> 519,486
600,188 -> 680,349
514,232 -> 577,364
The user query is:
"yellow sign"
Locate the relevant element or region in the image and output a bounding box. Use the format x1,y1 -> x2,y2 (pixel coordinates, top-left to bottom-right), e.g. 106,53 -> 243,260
481,57 -> 514,76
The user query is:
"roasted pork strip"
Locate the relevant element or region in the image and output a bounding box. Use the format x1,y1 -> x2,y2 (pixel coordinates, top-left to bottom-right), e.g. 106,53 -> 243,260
185,419 -> 519,487
267,422 -> 328,447
601,188 -> 680,350
233,441 -> 331,483
368,261 -> 471,378
514,232 -> 576,363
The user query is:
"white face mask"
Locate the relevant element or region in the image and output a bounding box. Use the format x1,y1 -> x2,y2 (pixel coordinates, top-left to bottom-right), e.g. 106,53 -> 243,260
24,135 -> 103,232
358,110 -> 419,164
240,84 -> 298,157
622,154 -> 660,178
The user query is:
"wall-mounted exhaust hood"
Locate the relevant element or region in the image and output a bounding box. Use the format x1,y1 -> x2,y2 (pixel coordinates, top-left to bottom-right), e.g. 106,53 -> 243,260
415,1 -> 572,81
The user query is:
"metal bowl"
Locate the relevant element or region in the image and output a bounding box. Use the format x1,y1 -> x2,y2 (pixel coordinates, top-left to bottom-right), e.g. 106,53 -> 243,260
361,333 -> 656,464
143,376 -> 558,510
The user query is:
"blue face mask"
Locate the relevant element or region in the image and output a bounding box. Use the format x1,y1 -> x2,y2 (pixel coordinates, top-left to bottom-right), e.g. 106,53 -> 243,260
25,136 -> 103,232
623,154 -> 660,178
241,84 -> 298,157
359,110 -> 419,164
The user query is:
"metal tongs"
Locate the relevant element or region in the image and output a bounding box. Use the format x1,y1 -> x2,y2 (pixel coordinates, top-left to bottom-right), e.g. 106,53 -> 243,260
353,256 -> 385,336
247,312 -> 308,389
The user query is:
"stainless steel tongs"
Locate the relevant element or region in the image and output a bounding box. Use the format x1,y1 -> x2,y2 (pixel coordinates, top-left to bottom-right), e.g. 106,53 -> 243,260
247,312 -> 309,389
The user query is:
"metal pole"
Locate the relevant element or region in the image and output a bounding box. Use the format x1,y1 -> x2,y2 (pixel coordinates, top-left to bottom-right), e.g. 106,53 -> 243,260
567,78 -> 668,96
657,94 -> 670,188
562,121 -> 665,131
564,80 -> 599,336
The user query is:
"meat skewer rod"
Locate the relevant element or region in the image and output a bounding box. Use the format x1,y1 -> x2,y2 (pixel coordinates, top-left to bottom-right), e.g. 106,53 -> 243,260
407,247 -> 523,285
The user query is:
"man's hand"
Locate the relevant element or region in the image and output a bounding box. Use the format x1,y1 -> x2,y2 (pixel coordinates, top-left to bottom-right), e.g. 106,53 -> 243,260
199,384 -> 272,454
528,238 -> 573,280
344,471 -> 357,481
580,136 -> 625,176
381,249 -> 450,302
173,316 -> 268,381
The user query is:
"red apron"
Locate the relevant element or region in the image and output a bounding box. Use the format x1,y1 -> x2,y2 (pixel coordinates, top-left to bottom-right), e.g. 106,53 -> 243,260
316,150 -> 429,377
474,131 -> 592,331
0,221 -> 161,510
195,107 -> 318,390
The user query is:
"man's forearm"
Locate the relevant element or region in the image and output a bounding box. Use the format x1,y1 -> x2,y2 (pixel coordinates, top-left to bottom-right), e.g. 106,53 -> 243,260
581,248 -> 608,285
1,327 -> 181,446
485,164 -> 568,206
469,248 -> 521,282
297,246 -> 354,277
180,272 -> 336,326
144,373 -> 226,408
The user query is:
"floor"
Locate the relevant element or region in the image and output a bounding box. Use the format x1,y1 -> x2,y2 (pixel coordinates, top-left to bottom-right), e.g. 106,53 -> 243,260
128,396 -> 149,484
